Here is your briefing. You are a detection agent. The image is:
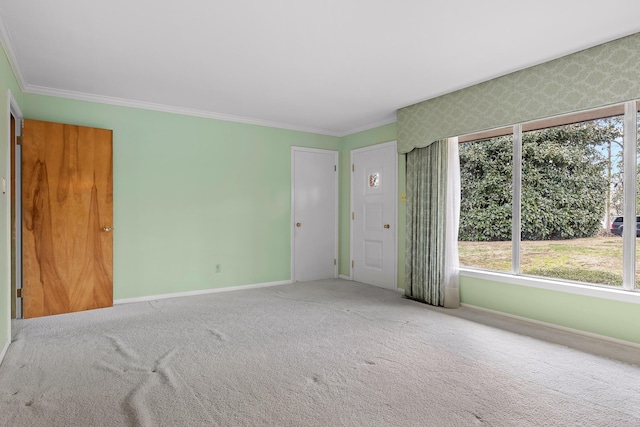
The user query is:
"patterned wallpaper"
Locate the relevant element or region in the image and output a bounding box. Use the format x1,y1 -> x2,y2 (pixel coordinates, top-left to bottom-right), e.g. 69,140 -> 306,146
397,32 -> 640,154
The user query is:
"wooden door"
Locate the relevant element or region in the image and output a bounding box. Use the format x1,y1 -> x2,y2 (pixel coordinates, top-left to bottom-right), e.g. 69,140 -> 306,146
22,119 -> 113,318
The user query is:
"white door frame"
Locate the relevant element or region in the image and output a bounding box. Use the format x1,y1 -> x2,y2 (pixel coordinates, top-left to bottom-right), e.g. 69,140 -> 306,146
6,89 -> 23,325
6,89 -> 23,322
290,146 -> 339,282
349,140 -> 398,288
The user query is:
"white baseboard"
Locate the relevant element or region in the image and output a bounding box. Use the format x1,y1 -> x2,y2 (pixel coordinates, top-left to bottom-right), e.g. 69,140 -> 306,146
114,280 -> 292,305
460,303 -> 640,350
0,339 -> 10,366
338,274 -> 352,280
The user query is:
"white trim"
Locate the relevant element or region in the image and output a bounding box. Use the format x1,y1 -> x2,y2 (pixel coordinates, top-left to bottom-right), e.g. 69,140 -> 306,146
114,280 -> 292,305
22,84 -> 398,138
460,267 -> 640,305
335,114 -> 397,137
21,83 -> 398,138
350,141 -> 398,291
622,101 -> 637,290
0,339 -> 9,366
460,303 -> 640,350
290,146 -> 339,282
348,140 -> 399,155
349,150 -> 354,280
338,274 -> 352,280
24,85 -> 342,137
290,148 -> 295,283
8,90 -> 22,321
511,124 -> 522,274
8,90 -> 22,132
0,14 -> 27,90
3,95 -> 10,346
4,90 -> 22,342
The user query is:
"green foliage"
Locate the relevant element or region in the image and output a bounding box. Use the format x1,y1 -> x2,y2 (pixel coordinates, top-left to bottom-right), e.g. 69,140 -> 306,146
459,136 -> 513,241
459,121 -> 618,241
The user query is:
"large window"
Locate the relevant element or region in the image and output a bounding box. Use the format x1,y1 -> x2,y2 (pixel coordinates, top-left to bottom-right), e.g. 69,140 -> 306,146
458,131 -> 513,273
458,102 -> 640,290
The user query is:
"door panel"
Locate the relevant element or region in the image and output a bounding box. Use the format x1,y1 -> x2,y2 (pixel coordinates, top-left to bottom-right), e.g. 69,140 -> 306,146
22,119 -> 113,318
292,148 -> 338,282
352,142 -> 397,289
364,240 -> 383,269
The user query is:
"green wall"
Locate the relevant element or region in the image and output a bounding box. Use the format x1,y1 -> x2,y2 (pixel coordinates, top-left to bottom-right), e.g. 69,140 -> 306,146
0,44 -> 22,352
338,123 -> 406,288
460,276 -> 640,345
23,94 -> 339,300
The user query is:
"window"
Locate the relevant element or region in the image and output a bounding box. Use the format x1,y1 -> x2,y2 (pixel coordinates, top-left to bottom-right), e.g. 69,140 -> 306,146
520,115 -> 624,286
458,101 -> 640,290
458,130 -> 513,273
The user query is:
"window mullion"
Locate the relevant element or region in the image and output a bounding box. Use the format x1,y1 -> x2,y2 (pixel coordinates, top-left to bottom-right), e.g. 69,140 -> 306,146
512,124 -> 522,274
623,101 -> 637,290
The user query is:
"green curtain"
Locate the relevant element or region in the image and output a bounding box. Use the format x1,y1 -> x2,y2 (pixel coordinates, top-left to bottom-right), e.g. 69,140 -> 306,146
405,139 -> 448,306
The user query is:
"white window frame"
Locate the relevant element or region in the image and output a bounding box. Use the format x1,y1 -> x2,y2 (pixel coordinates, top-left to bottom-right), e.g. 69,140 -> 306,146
459,100 -> 640,304
622,101 -> 637,291
511,124 -> 522,275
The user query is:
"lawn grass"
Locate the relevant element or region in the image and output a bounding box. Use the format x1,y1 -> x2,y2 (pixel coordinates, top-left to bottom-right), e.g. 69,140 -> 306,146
458,236 -> 635,287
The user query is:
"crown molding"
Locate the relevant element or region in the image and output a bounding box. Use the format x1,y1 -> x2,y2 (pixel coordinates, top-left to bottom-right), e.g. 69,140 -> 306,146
336,113 -> 397,137
0,7 -> 27,90
23,84 -> 346,136
25,83 -> 399,138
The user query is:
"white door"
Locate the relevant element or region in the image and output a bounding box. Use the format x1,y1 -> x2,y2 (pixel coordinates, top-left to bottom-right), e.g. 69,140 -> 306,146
351,141 -> 397,290
292,147 -> 338,282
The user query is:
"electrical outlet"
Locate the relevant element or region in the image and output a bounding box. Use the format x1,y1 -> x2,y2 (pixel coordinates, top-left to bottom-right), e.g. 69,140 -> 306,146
215,264 -> 221,273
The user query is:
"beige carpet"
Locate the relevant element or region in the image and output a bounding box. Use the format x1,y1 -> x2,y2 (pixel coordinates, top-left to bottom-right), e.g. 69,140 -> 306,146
1,279 -> 639,426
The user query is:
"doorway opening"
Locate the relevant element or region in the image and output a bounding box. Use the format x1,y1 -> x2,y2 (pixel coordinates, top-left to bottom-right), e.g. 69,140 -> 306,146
8,90 -> 23,319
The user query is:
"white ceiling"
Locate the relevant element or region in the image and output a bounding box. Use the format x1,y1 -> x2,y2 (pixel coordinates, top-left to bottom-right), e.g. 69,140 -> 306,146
1,1 -> 640,136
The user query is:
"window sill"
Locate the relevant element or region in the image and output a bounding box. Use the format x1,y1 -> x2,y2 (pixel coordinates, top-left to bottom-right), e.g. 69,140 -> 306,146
459,267 -> 640,305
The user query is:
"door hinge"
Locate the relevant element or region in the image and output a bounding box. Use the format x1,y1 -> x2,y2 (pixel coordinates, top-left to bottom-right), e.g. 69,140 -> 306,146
351,260 -> 354,268
352,212 -> 354,220
16,288 -> 22,298
16,135 -> 22,146
334,259 -> 336,266
334,165 -> 337,172
352,164 -> 354,172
